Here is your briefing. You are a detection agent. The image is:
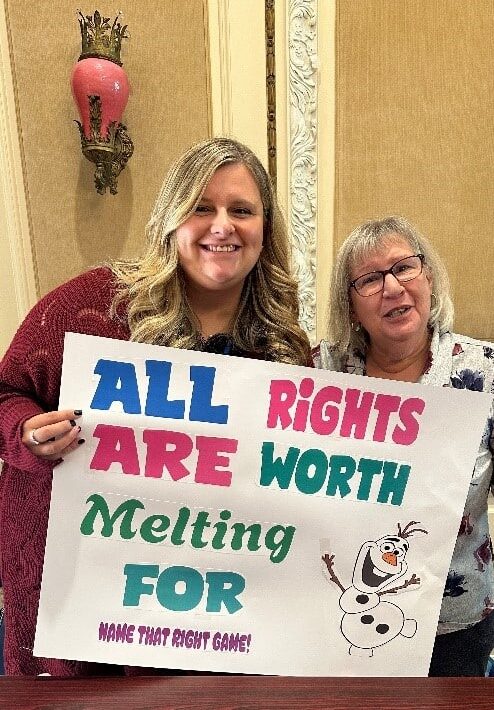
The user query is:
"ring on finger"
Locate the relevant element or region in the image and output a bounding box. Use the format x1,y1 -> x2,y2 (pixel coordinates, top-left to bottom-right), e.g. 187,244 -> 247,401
29,429 -> 41,446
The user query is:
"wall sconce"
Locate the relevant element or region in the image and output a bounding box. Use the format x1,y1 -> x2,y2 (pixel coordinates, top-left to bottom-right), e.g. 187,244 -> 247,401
71,10 -> 133,195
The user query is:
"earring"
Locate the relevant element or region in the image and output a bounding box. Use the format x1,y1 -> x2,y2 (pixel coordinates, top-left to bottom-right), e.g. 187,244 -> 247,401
431,293 -> 437,309
351,321 -> 361,333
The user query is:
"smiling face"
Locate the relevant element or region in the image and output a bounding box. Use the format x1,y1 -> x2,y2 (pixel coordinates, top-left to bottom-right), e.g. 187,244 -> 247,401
352,535 -> 409,593
175,162 -> 264,303
349,235 -> 433,354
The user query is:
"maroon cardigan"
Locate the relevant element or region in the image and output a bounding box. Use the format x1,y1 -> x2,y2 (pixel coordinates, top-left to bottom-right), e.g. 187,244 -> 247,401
0,268 -> 133,675
0,267 -> 282,676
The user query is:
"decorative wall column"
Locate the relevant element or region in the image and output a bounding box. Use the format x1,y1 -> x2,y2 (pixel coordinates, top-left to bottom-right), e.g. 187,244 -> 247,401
287,0 -> 318,343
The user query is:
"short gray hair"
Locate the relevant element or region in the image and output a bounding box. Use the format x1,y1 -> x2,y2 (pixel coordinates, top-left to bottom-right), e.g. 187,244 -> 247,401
327,216 -> 454,354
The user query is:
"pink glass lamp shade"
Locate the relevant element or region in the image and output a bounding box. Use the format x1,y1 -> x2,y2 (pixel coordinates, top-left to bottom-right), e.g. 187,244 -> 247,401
72,10 -> 133,195
71,57 -> 129,140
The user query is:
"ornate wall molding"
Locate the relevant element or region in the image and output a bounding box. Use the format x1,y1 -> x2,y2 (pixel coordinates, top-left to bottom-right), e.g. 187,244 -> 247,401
265,0 -> 277,189
288,0 -> 318,344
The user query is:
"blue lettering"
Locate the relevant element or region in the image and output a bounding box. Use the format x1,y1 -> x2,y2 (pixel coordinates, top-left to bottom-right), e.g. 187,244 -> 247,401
91,360 -> 141,413
145,360 -> 185,419
189,365 -> 228,424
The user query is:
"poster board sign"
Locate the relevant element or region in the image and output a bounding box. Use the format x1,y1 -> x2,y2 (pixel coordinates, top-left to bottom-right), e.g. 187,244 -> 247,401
34,333 -> 492,676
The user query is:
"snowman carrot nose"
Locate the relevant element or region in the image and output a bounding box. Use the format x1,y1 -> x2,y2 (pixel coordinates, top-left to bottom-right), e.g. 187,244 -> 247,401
382,551 -> 398,566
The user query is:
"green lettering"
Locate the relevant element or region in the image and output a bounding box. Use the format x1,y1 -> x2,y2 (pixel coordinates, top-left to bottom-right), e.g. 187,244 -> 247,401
230,523 -> 262,552
140,514 -> 171,543
80,493 -> 144,539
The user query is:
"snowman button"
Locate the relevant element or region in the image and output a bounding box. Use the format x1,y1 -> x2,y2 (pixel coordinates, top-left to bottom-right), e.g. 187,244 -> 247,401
376,624 -> 390,634
356,594 -> 369,604
361,615 -> 374,624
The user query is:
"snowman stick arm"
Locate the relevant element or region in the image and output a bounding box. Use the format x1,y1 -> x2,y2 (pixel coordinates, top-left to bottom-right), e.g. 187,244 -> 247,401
378,572 -> 420,596
322,553 -> 346,593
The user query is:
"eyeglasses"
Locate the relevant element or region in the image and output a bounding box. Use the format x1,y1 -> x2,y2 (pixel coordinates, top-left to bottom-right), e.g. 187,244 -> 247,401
350,254 -> 425,297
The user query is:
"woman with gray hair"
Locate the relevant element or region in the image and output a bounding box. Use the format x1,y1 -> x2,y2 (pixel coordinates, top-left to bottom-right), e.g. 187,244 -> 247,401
0,137 -> 311,676
314,216 -> 494,676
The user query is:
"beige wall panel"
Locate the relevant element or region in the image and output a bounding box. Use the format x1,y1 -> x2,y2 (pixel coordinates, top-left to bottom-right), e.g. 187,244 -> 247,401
6,0 -> 210,297
335,0 -> 494,340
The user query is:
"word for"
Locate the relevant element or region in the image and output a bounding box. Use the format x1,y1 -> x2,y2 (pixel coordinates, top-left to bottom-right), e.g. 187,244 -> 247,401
98,622 -> 251,653
90,424 -> 238,487
267,378 -> 425,445
122,564 -> 245,613
80,493 -> 295,563
259,442 -> 410,506
91,359 -> 229,424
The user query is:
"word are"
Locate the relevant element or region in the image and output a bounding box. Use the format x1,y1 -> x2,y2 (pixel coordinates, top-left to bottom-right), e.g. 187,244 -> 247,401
90,424 -> 237,487
123,564 -> 245,613
267,378 -> 425,445
91,358 -> 229,424
80,493 -> 295,563
260,442 -> 410,506
98,622 -> 252,653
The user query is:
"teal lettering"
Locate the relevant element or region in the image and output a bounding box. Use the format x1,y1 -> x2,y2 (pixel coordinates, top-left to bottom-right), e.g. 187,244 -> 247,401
326,455 -> 356,498
259,441 -> 299,489
156,565 -> 204,611
377,462 -> 410,506
123,564 -> 245,614
357,458 -> 383,501
294,448 -> 328,493
205,571 -> 245,613
123,564 -> 160,606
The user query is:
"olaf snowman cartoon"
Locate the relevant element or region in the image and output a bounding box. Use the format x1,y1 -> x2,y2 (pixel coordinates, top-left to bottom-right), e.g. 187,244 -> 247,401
322,521 -> 428,657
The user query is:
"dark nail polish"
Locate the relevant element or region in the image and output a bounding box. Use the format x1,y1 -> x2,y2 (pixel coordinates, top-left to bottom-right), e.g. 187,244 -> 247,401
74,410 -> 82,416
70,419 -> 76,427
78,438 -> 85,445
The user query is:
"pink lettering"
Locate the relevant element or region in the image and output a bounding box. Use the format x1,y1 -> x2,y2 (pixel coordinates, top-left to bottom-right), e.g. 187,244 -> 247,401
310,385 -> 343,435
90,424 -> 140,475
372,394 -> 401,442
393,397 -> 426,445
143,429 -> 193,480
266,379 -> 297,429
340,389 -> 375,439
195,436 -> 238,487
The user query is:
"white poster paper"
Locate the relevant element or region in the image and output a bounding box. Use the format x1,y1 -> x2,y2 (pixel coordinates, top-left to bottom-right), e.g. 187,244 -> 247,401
34,332 -> 492,676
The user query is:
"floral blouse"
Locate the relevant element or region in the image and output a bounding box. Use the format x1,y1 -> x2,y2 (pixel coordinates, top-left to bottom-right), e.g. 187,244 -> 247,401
314,328 -> 494,634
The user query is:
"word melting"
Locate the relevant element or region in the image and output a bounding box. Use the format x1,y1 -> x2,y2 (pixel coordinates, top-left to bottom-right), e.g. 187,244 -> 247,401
91,359 -> 228,424
80,493 -> 296,563
267,378 -> 425,445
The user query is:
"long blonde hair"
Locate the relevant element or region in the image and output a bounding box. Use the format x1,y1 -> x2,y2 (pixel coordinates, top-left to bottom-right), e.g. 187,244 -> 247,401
111,137 -> 311,365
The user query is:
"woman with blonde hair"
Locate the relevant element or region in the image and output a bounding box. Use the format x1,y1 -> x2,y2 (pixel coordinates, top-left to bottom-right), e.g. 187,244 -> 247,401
0,137 -> 311,676
315,215 -> 494,676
